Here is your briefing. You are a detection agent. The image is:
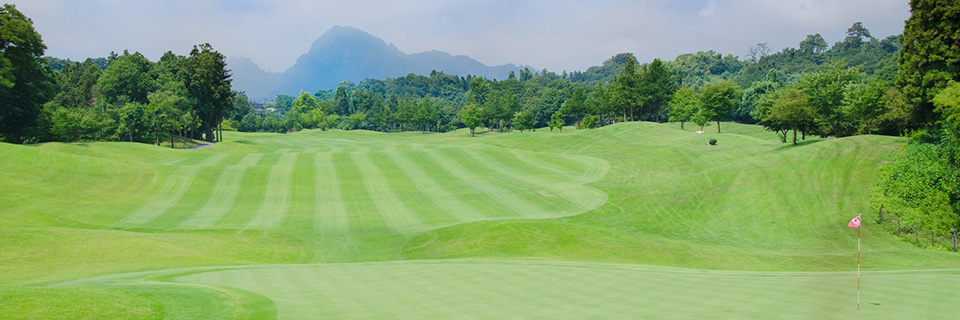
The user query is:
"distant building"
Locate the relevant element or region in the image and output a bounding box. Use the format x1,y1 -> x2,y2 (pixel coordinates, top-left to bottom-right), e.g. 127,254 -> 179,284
251,101 -> 265,115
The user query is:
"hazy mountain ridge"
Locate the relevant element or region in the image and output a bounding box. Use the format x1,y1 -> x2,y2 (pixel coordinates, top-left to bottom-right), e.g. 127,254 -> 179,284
231,26 -> 524,99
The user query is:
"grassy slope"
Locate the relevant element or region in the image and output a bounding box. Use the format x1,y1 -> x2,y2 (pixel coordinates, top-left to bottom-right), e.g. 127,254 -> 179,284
404,122 -> 959,270
2,122 -> 958,319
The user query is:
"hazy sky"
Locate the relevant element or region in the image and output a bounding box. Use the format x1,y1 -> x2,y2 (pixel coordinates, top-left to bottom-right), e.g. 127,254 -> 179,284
16,0 -> 910,73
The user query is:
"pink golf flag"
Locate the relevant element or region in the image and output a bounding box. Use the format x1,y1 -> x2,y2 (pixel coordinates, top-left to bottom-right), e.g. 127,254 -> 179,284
848,215 -> 861,228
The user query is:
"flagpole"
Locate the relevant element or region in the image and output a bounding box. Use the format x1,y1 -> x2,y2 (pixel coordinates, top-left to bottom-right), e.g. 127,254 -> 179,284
857,213 -> 861,311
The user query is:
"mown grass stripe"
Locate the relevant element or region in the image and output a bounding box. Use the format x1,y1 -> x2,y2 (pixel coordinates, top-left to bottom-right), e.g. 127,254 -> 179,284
313,153 -> 349,235
331,152 -> 388,233
408,147 -> 519,219
114,166 -> 199,227
462,147 -> 576,212
214,165 -> 268,229
513,148 -> 609,184
177,153 -> 263,229
245,153 -> 299,229
433,147 -> 551,217
467,147 -> 607,215
368,151 -> 456,228
193,153 -> 229,166
350,152 -> 425,233
145,166 -> 223,228
384,149 -> 487,223
284,152 -> 317,235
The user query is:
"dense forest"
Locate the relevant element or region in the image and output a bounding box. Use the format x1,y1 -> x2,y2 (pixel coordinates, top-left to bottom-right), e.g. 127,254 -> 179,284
0,1 -> 958,236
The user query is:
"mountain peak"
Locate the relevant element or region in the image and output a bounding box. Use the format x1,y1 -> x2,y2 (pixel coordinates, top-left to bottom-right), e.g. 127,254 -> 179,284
231,26 -> 522,98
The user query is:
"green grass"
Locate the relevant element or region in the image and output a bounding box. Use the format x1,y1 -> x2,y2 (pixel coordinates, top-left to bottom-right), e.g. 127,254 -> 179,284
1,123 -> 958,319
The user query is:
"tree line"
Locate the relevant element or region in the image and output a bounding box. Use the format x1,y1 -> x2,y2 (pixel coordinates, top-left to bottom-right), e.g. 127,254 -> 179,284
0,4 -> 232,146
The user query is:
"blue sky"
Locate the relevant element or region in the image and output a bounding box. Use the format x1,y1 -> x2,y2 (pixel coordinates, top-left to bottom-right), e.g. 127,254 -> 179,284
16,0 -> 909,73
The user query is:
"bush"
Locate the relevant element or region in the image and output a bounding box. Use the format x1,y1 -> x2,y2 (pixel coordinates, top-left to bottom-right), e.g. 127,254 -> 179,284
709,138 -> 717,145
581,115 -> 598,129
872,143 -> 959,231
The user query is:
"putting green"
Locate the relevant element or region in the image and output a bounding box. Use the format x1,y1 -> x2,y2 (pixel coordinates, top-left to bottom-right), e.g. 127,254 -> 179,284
54,260 -> 960,319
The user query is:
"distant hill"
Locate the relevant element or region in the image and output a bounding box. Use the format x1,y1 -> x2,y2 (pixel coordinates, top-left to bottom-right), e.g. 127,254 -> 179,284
230,26 -> 524,99
226,56 -> 281,100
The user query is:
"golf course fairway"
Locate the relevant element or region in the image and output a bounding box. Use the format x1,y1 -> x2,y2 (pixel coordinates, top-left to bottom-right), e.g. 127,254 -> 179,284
2,122 -> 958,319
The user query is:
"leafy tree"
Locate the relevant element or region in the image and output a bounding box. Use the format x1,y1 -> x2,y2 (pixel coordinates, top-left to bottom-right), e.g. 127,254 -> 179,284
0,4 -> 54,142
147,89 -> 185,147
467,77 -> 490,106
667,86 -> 699,129
98,51 -> 155,105
797,62 -> 862,137
562,86 -> 587,129
117,102 -> 148,142
613,58 -> 642,121
349,111 -> 366,129
799,33 -> 829,55
460,103 -> 482,136
185,43 -> 233,142
639,58 -> 678,122
229,92 -> 254,122
692,107 -> 710,133
932,81 -> 960,139
46,106 -> 111,142
548,110 -> 565,132
761,88 -> 815,144
897,0 -> 960,126
292,90 -> 318,113
512,110 -> 534,132
699,80 -> 740,133
842,78 -> 887,134
880,88 -> 912,136
839,22 -> 873,50
580,115 -> 598,129
50,59 -> 102,110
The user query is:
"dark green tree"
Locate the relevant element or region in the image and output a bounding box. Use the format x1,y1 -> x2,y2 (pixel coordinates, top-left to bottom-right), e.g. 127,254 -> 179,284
799,34 -> 829,55
639,58 -> 678,122
97,51 -> 155,106
613,59 -> 642,121
797,62 -> 862,137
185,43 -> 233,142
562,86 -> 587,129
897,0 -> 960,126
0,4 -> 54,142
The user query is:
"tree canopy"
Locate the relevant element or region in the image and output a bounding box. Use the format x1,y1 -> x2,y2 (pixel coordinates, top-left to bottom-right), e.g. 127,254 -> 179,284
0,4 -> 53,142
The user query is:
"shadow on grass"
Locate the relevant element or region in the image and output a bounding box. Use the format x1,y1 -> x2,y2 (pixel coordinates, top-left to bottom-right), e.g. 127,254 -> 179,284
776,138 -> 825,150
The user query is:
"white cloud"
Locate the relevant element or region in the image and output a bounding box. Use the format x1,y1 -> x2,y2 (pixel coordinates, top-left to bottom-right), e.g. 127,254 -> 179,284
699,0 -> 717,18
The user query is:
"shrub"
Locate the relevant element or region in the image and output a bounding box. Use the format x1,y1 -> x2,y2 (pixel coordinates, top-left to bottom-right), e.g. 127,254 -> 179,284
581,115 -> 598,129
709,138 -> 717,145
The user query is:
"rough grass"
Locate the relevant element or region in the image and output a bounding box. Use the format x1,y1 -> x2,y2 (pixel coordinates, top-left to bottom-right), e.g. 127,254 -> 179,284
1,122 -> 958,319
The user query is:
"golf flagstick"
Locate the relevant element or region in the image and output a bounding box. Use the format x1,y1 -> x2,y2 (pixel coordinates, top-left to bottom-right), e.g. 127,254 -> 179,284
848,213 -> 862,310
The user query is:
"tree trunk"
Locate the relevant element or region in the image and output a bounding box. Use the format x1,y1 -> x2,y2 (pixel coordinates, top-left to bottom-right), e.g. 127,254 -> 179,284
680,121 -> 684,130
792,128 -> 798,145
716,120 -> 721,133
